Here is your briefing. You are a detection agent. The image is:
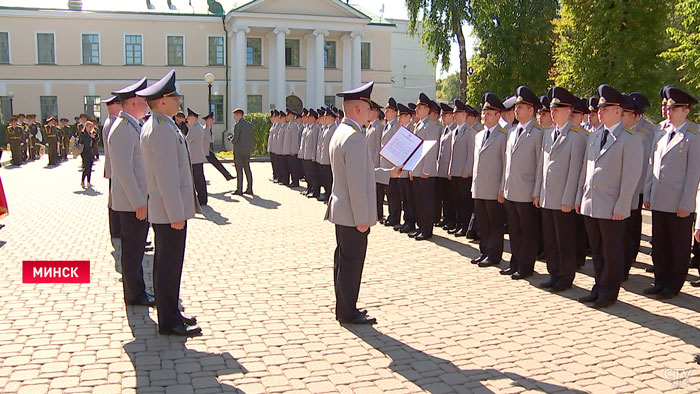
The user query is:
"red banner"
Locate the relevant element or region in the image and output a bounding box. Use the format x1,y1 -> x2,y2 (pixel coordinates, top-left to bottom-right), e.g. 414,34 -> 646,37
22,261 -> 91,283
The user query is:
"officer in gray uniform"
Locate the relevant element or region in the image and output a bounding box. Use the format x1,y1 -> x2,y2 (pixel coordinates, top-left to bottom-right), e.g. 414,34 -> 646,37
365,102 -> 384,219
537,86 -> 587,292
500,86 -> 543,280
103,95 -> 123,239
447,100 -> 477,237
185,108 -> 209,206
379,98 -> 402,226
436,102 -> 456,230
108,77 -> 156,308
317,107 -> 338,201
138,70 -> 202,337
643,86 -> 700,299
471,93 -> 508,267
576,84 -> 644,309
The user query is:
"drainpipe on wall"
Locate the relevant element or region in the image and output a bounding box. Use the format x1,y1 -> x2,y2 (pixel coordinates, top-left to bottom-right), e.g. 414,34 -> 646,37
222,16 -> 230,150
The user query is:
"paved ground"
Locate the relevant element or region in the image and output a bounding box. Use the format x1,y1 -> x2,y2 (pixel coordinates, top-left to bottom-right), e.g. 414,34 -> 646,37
1,155 -> 700,394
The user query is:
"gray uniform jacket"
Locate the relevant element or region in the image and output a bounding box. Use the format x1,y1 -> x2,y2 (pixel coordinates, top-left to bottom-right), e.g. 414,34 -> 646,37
108,112 -> 147,212
538,122 -> 587,210
267,123 -> 276,153
317,122 -> 337,166
283,121 -> 302,155
273,122 -> 285,154
436,122 -> 456,178
379,120 -> 401,169
203,124 -> 214,155
185,121 -> 208,164
472,125 -> 508,200
644,121 -> 700,214
232,118 -> 255,157
365,119 -> 382,168
502,120 -> 543,203
577,122 -> 644,219
140,112 -> 198,224
325,118 -> 391,227
103,114 -> 117,178
630,120 -> 656,207
307,124 -> 321,160
298,124 -> 310,159
448,123 -> 476,178
412,117 -> 442,177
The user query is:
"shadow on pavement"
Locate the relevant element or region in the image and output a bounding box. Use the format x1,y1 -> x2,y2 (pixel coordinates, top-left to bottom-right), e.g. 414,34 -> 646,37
199,205 -> 230,225
124,307 -> 246,393
208,191 -> 238,203
240,194 -> 280,209
346,325 -> 586,393
429,233 -> 480,260
73,188 -> 103,196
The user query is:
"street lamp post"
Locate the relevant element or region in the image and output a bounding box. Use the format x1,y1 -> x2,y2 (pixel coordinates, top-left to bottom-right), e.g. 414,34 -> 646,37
7,91 -> 14,119
204,72 -> 215,115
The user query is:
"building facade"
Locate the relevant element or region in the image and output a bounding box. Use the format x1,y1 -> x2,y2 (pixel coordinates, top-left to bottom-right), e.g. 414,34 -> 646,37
0,0 -> 435,146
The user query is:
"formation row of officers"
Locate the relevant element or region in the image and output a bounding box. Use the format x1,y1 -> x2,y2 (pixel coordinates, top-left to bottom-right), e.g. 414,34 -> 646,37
269,80 -> 700,324
4,113 -> 101,166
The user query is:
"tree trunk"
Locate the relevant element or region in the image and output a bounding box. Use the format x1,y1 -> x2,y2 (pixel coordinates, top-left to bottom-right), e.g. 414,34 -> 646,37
455,24 -> 468,101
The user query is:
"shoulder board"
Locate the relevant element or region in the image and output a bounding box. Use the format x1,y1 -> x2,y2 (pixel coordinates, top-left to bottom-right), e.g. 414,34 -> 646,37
498,127 -> 508,134
624,127 -> 636,135
688,127 -> 699,135
570,125 -> 583,132
532,122 -> 542,130
637,127 -> 649,134
121,117 -> 128,125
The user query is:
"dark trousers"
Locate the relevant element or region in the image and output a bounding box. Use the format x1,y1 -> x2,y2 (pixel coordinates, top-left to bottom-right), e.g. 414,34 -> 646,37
286,155 -> 301,185
192,163 -> 208,206
118,211 -> 149,303
651,210 -> 693,295
584,216 -> 626,301
412,177 -> 436,236
452,177 -> 474,231
624,197 -> 644,275
234,153 -> 253,192
152,223 -> 186,329
62,137 -> 71,160
206,151 -> 233,180
81,154 -> 93,182
320,164 -> 333,194
474,198 -> 505,263
48,140 -> 59,165
376,182 -> 386,220
334,225 -> 369,320
398,178 -> 415,226
9,140 -> 22,165
278,154 -> 290,185
542,208 -> 577,286
270,153 -> 278,180
303,160 -> 318,195
504,199 -> 539,275
385,178 -> 401,225
575,213 -> 588,267
436,177 -> 455,225
108,179 -> 121,238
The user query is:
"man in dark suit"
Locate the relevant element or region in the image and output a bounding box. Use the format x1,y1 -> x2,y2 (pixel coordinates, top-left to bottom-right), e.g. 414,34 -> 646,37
231,108 -> 254,196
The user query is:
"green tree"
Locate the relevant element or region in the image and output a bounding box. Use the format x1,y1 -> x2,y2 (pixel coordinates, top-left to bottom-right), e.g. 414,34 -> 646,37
552,0 -> 672,117
465,0 -> 558,106
405,0 -> 470,100
436,73 -> 461,102
662,0 -> 700,90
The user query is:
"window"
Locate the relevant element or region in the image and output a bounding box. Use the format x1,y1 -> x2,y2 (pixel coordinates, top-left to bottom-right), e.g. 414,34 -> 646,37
208,36 -> 224,65
247,95 -> 262,113
178,95 -> 185,111
167,36 -> 184,66
82,34 -> 99,64
324,41 -> 336,68
361,42 -> 371,69
0,97 -> 12,123
0,32 -> 9,64
211,95 -> 224,123
246,37 -> 261,66
125,35 -> 142,65
37,33 -> 55,64
40,96 -> 58,122
324,96 -> 335,107
84,96 -> 101,120
284,39 -> 300,67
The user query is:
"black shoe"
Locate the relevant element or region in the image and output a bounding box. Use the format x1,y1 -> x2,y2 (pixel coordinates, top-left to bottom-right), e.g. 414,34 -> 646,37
447,227 -> 459,234
691,280 -> 700,288
408,231 -> 420,238
145,241 -> 152,246
454,229 -> 467,237
182,315 -> 197,326
399,225 -> 416,234
539,279 -> 556,289
393,224 -> 403,231
379,218 -> 386,225
466,231 -> 479,240
233,190 -> 243,196
470,255 -> 486,264
549,283 -> 572,293
358,309 -> 368,316
656,291 -> 676,300
578,294 -> 598,303
415,233 -> 432,241
443,224 -> 456,231
317,195 -> 329,202
126,293 -> 156,307
478,260 -> 499,267
511,272 -> 530,280
500,268 -> 516,276
643,284 -> 664,295
645,266 -> 655,273
338,315 -> 377,325
383,220 -> 396,227
159,323 -> 203,337
244,189 -> 253,195
290,182 -> 300,187
591,299 -> 615,309
144,246 -> 154,252
536,252 -> 545,261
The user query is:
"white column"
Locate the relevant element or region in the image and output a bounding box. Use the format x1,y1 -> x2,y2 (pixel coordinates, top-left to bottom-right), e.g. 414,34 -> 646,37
341,34 -> 351,91
313,29 -> 328,108
228,30 -> 236,124
305,33 -> 315,108
274,27 -> 289,111
234,26 -> 250,112
351,30 -> 362,87
267,32 -> 276,111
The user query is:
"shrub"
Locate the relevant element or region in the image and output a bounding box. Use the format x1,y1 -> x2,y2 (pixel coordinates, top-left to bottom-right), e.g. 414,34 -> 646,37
244,113 -> 271,156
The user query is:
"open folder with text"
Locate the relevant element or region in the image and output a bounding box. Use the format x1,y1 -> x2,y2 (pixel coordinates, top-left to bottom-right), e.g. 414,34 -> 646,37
379,126 -> 437,173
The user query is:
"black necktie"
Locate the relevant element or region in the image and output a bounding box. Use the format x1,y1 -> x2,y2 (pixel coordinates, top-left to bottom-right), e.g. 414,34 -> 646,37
668,130 -> 676,144
517,127 -> 524,138
553,128 -> 560,143
600,128 -> 609,151
482,129 -> 490,148
444,127 -> 450,135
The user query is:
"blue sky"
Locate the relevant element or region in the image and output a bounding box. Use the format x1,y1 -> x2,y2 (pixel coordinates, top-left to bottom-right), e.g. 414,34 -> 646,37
350,0 -> 474,79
